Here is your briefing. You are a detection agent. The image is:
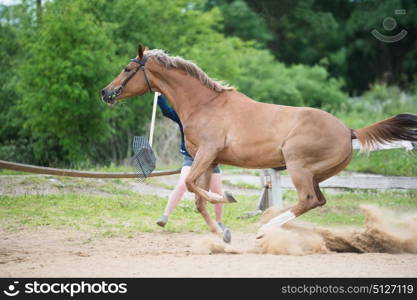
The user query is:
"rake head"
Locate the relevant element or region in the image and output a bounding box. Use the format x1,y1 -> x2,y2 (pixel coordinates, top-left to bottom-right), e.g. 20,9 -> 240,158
132,136 -> 156,181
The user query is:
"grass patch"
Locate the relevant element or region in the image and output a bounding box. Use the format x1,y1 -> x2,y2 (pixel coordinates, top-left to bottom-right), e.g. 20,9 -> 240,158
97,186 -> 138,196
346,149 -> 417,176
0,193 -> 259,236
223,179 -> 260,190
1,186 -> 416,236
283,189 -> 417,226
0,170 -> 30,175
145,178 -> 175,190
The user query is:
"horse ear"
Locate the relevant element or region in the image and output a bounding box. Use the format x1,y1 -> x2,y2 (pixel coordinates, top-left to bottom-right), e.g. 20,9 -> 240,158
137,44 -> 145,59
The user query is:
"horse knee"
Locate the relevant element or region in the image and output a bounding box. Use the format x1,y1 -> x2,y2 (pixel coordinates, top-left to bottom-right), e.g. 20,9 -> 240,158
195,199 -> 205,213
185,179 -> 194,193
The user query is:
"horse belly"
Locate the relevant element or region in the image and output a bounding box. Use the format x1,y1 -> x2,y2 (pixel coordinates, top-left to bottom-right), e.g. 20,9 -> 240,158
216,141 -> 286,169
215,108 -> 290,168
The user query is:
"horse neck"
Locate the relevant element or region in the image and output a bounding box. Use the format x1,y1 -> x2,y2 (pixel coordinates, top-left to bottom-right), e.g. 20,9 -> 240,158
148,65 -> 220,122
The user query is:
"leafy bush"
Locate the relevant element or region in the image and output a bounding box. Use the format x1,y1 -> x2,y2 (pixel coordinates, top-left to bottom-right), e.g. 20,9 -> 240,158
336,83 -> 417,129
234,47 -> 346,111
16,0 -> 115,165
347,149 -> 417,177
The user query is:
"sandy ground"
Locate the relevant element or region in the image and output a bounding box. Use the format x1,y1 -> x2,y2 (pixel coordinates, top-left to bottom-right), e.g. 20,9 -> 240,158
1,228 -> 417,278
1,173 -> 417,277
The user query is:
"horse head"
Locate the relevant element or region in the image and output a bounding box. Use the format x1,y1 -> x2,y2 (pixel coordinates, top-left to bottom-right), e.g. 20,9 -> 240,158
101,44 -> 152,105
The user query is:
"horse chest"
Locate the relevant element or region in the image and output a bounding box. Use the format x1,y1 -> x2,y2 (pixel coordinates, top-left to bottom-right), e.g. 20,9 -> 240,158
183,124 -> 210,156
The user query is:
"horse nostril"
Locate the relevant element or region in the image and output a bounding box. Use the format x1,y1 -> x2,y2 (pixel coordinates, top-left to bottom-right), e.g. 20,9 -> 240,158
101,89 -> 106,97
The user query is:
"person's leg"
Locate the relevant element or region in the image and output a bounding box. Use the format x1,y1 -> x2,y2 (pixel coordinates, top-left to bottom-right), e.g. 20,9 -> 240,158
164,166 -> 190,216
156,166 -> 190,227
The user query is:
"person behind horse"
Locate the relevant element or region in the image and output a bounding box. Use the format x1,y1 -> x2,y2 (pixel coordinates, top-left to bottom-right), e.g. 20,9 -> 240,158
155,95 -> 231,242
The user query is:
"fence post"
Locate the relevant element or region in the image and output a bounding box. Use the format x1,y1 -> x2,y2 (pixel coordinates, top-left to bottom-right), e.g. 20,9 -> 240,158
258,169 -> 271,211
269,168 -> 283,208
242,168 -> 283,218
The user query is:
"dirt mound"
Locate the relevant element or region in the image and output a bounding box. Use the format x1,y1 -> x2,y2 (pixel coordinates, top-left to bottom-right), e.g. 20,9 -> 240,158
197,205 -> 417,255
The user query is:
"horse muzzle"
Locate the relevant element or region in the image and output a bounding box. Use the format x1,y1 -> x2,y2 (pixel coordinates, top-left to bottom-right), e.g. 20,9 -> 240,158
101,87 -> 121,105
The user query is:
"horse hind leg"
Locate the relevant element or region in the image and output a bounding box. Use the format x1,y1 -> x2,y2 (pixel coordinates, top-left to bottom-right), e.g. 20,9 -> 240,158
315,151 -> 353,183
313,181 -> 327,206
259,151 -> 353,232
282,164 -> 324,216
258,163 -> 325,234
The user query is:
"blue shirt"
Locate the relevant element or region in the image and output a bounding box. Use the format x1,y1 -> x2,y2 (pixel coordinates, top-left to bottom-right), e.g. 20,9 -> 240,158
157,95 -> 191,158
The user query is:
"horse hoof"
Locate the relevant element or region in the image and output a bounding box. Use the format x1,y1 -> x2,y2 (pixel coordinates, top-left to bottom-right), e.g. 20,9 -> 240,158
223,228 -> 232,244
223,191 -> 238,203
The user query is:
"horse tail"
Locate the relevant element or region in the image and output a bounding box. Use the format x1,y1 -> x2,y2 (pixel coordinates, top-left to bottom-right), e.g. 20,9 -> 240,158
351,113 -> 417,152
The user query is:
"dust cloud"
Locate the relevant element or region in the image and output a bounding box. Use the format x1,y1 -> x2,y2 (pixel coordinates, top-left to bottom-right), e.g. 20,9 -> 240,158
193,205 -> 417,255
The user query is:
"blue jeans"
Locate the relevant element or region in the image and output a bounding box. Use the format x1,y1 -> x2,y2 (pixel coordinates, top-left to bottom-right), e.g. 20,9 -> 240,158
182,155 -> 221,173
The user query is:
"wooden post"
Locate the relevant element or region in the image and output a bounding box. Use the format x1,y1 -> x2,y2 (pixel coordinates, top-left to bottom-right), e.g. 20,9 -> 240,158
258,169 -> 271,211
254,168 -> 283,212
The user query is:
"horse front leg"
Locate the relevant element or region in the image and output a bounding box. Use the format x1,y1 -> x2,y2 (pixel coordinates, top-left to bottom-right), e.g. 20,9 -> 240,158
185,147 -> 235,234
194,169 -> 221,235
185,148 -> 236,205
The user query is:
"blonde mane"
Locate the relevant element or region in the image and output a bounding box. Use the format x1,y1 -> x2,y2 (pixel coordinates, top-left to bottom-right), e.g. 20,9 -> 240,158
145,49 -> 234,92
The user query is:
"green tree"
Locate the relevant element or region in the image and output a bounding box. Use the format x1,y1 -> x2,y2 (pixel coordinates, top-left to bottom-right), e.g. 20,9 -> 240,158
16,0 -> 115,165
245,0 -> 417,94
0,3 -> 35,163
207,0 -> 272,47
0,6 -> 19,142
344,0 -> 417,92
234,47 -> 346,111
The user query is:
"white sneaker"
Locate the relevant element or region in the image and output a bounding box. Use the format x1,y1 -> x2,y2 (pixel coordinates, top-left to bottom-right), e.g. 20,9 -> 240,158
156,215 -> 168,227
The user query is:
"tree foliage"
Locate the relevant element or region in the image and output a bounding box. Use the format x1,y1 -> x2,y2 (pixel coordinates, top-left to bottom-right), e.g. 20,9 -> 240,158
3,0 -> 414,167
15,0 -> 116,165
245,0 -> 417,93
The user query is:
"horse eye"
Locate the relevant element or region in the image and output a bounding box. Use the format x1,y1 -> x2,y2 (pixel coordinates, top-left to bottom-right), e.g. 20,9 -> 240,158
124,67 -> 130,72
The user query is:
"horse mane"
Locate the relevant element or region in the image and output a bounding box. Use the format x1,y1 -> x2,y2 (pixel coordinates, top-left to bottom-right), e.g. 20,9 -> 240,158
145,49 -> 234,93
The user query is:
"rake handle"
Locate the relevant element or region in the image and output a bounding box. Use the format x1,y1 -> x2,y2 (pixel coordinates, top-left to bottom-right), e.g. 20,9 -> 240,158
149,92 -> 159,147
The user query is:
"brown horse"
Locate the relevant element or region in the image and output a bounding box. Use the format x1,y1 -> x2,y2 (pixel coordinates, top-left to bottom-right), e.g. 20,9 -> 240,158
102,45 -> 417,237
